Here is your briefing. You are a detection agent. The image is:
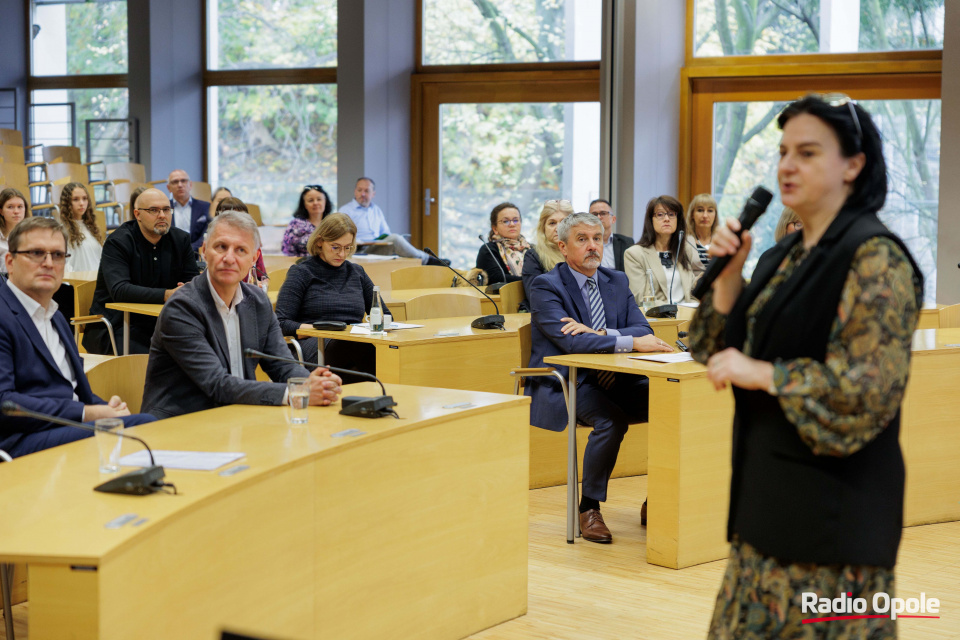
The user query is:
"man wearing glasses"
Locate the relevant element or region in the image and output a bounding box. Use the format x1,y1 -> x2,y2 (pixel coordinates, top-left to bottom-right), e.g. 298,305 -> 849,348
588,198 -> 634,272
167,169 -> 210,250
83,189 -> 200,355
0,217 -> 156,458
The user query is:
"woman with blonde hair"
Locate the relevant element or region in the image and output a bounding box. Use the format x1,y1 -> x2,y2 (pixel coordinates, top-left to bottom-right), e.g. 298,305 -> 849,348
687,193 -> 718,266
521,199 -> 574,299
774,206 -> 803,242
59,182 -> 104,272
0,187 -> 30,273
275,213 -> 388,379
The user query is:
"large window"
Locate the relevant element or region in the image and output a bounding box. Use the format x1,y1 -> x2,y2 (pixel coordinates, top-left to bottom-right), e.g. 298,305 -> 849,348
31,0 -> 128,76
31,88 -> 129,162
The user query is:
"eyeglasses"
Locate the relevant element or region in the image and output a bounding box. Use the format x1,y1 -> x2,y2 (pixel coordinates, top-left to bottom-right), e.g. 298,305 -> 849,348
11,249 -> 70,264
498,218 -> 521,225
816,93 -> 863,147
545,199 -> 572,206
138,207 -> 173,216
304,185 -> 323,192
653,211 -> 677,220
594,210 -> 612,218
326,244 -> 353,254
169,179 -> 190,185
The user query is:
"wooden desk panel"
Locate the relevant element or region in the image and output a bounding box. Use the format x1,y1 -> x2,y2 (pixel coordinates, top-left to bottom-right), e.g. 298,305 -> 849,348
0,385 -> 530,639
384,287 -> 500,321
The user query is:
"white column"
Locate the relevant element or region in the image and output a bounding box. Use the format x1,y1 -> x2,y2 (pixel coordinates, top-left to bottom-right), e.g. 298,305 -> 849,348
820,0 -> 861,53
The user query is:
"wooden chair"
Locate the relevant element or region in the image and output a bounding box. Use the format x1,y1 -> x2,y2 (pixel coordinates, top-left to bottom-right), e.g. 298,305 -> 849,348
112,181 -> 149,222
940,303 -> 960,329
497,280 -> 525,314
0,128 -> 40,150
104,162 -> 164,186
86,355 -> 150,413
403,293 -> 482,320
246,202 -> 263,226
267,267 -> 290,292
69,280 -> 118,356
390,265 -> 460,289
192,181 -> 212,202
45,162 -> 114,199
42,145 -> 101,169
0,161 -> 57,216
0,145 -> 46,174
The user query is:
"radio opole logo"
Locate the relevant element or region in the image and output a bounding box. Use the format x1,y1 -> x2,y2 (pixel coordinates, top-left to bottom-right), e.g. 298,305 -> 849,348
801,591 -> 941,624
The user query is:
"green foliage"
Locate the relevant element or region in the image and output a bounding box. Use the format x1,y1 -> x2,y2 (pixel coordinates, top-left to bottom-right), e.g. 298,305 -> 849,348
64,1 -> 128,75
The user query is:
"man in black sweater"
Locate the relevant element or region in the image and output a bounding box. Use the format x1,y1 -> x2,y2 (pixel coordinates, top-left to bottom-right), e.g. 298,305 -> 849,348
83,188 -> 200,355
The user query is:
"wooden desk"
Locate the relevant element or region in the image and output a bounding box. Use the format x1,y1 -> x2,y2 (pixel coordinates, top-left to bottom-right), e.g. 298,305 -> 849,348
918,303 -> 946,329
0,385 -> 530,640
384,287 -> 501,320
546,328 -> 960,569
63,270 -> 99,286
107,291 -> 279,354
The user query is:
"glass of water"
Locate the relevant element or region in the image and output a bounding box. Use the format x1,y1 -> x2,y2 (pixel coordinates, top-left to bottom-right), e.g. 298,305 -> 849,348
95,418 -> 124,473
287,377 -> 310,424
642,295 -> 656,312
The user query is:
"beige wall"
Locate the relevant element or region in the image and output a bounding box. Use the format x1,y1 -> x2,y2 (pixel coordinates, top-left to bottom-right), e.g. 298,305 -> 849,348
938,2 -> 960,304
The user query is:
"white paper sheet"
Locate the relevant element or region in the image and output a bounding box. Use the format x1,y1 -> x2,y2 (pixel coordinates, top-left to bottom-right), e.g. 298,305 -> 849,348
119,450 -> 246,471
352,254 -> 399,261
352,322 -> 424,332
628,352 -> 695,364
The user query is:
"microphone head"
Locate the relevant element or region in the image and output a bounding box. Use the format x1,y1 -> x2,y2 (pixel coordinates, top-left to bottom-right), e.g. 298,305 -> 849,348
749,186 -> 774,209
2,401 -> 22,416
423,247 -> 438,258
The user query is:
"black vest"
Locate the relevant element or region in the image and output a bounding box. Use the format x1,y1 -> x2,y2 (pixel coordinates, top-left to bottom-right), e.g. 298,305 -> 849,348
725,207 -> 923,568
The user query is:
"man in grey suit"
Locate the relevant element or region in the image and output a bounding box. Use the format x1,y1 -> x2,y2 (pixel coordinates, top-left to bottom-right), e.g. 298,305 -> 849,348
141,211 -> 342,419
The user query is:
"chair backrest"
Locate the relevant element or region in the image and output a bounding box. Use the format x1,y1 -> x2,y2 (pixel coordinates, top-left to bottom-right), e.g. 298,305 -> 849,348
85,354 -> 150,413
391,265 -> 459,290
104,162 -> 146,184
497,280 -> 525,314
0,145 -> 26,164
46,161 -> 89,184
112,181 -> 149,222
74,280 -> 97,330
246,202 -> 263,226
403,293 -> 482,320
940,303 -> 960,329
0,162 -> 30,195
0,128 -> 24,146
192,181 -> 212,202
267,267 -> 290,292
43,145 -> 83,165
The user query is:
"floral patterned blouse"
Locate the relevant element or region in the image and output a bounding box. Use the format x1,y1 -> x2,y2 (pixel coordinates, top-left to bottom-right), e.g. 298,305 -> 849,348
281,218 -> 316,257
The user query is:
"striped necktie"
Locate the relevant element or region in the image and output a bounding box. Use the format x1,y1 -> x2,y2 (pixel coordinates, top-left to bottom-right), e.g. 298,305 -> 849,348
586,278 -> 615,389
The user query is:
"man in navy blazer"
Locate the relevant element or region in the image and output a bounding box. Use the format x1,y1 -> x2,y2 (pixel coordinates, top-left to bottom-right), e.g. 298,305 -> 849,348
0,217 -> 155,458
168,169 -> 210,250
526,212 -> 673,542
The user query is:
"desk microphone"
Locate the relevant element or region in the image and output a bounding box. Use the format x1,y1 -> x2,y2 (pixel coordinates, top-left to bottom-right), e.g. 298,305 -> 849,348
1,401 -> 168,496
646,229 -> 684,319
692,186 -> 774,300
243,349 -> 398,419
423,248 -> 505,330
477,234 -> 509,292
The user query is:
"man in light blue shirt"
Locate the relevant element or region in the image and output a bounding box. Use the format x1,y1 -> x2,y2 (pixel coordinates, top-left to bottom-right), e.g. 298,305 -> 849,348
339,178 -> 445,265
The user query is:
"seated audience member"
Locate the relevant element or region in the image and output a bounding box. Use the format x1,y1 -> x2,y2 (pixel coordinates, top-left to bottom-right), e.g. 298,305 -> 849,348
128,185 -> 147,218
624,196 -> 705,305
521,199 -> 573,298
0,217 -> 156,458
276,213 -> 387,380
141,211 -> 342,419
526,212 -> 672,542
686,193 -> 718,267
774,206 -> 803,242
167,169 -> 210,250
588,198 -> 633,271
60,182 -> 104,273
281,184 -> 332,257
210,186 -> 232,214
475,202 -> 530,286
0,188 -> 29,274
83,188 -> 200,355
340,177 -> 446,265
213,199 -> 267,287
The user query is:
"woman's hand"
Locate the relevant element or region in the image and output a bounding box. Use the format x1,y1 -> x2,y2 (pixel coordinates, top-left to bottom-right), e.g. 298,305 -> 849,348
559,317 -> 599,335
706,347 -> 774,392
708,218 -> 752,314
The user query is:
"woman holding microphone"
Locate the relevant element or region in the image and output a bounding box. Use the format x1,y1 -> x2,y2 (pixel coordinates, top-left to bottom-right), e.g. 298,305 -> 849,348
690,95 -> 924,638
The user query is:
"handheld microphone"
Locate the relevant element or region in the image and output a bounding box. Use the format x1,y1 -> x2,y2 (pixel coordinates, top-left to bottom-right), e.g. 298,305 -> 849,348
423,248 -> 505,330
478,234 -> 508,289
243,349 -> 398,419
692,186 -> 774,300
1,401 -> 168,496
646,229 -> 684,319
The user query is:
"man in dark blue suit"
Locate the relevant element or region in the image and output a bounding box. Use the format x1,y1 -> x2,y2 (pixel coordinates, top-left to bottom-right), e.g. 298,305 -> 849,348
168,169 -> 210,250
526,212 -> 673,542
0,217 -> 155,458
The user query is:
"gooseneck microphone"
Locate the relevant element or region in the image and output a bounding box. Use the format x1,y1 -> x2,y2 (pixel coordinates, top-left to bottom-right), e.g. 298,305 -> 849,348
243,349 -> 398,419
1,401 -> 168,496
423,247 -> 506,330
692,186 -> 774,300
645,229 -> 684,319
478,234 -> 508,286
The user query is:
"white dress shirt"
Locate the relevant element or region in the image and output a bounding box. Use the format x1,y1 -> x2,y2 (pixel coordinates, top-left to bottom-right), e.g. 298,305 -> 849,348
7,281 -> 80,400
206,272 -> 245,378
601,236 -> 616,269
173,197 -> 194,234
339,199 -> 391,243
65,224 -> 103,273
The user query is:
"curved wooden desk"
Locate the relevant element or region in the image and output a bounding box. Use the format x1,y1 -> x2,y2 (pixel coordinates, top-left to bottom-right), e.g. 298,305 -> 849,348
0,384 -> 530,639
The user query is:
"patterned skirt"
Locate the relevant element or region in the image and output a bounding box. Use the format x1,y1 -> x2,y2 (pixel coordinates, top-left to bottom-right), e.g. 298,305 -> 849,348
707,538 -> 897,639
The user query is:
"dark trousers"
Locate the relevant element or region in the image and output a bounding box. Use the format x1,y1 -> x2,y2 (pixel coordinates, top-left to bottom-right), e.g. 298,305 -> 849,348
6,413 -> 157,458
576,373 -> 649,502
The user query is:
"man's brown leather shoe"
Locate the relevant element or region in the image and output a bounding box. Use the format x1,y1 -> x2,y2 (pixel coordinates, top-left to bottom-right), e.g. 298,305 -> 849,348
579,509 -> 613,543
